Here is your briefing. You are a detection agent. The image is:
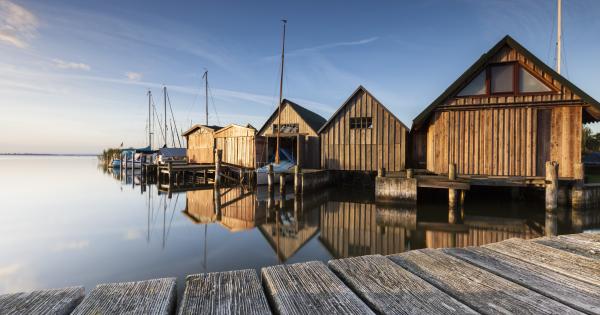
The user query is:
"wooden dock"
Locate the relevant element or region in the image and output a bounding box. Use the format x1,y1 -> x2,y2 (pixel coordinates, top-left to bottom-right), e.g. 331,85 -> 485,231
2,232 -> 598,314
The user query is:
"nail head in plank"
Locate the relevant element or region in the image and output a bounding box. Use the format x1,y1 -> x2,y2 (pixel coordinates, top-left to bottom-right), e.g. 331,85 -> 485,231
534,236 -> 600,260
389,249 -> 581,315
444,247 -> 600,314
261,261 -> 374,315
71,278 -> 176,315
484,238 -> 600,286
178,269 -> 271,315
0,287 -> 84,315
328,255 -> 477,315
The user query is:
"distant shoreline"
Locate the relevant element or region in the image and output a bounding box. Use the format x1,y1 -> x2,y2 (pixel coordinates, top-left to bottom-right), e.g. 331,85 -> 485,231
0,153 -> 98,157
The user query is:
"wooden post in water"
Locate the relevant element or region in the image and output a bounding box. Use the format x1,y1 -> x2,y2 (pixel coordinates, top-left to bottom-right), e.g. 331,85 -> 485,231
448,163 -> 457,210
294,165 -> 301,195
406,168 -> 413,179
268,164 -> 274,192
545,161 -> 559,211
377,168 -> 385,178
214,150 -> 222,187
280,173 -> 286,195
572,162 -> 585,210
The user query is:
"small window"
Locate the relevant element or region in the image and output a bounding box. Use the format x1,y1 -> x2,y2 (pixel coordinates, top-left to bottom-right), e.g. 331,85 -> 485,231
490,64 -> 514,93
457,71 -> 486,96
350,117 -> 373,129
519,67 -> 551,93
272,123 -> 299,133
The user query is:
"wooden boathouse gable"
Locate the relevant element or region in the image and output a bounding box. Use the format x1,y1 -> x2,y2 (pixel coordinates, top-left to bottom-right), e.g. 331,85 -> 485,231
411,35 -> 600,178
182,124 -> 222,164
257,99 -> 326,169
214,124 -> 266,169
319,86 -> 409,172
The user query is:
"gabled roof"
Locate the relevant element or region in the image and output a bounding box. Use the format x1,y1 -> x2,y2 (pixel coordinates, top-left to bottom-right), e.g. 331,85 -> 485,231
412,35 -> 600,129
258,99 -> 327,135
182,124 -> 222,137
318,85 -> 409,134
214,123 -> 257,135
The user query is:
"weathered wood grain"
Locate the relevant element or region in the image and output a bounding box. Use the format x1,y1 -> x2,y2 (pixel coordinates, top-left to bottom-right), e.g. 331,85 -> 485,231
444,247 -> 600,314
562,232 -> 600,243
71,278 -> 176,315
178,269 -> 271,315
534,236 -> 600,260
261,261 -> 374,315
484,238 -> 600,286
0,287 -> 84,315
328,255 -> 477,314
389,249 -> 581,314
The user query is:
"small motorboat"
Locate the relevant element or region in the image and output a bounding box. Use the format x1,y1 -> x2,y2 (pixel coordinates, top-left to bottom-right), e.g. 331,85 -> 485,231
255,160 -> 295,185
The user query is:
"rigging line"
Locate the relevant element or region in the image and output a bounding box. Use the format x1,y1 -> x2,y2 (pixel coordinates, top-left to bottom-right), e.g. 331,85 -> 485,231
207,82 -> 221,126
546,6 -> 556,67
562,34 -> 570,79
151,97 -> 167,145
169,117 -> 177,147
165,193 -> 179,241
166,89 -> 183,147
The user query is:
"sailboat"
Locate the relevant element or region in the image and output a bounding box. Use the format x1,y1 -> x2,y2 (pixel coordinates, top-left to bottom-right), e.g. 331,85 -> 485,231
256,20 -> 295,185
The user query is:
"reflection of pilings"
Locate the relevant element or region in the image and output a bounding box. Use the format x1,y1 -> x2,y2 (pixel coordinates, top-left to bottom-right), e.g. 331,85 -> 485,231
214,188 -> 222,221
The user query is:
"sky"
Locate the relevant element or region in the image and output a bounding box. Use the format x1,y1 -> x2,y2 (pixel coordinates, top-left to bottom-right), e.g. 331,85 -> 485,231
1,0 -> 600,154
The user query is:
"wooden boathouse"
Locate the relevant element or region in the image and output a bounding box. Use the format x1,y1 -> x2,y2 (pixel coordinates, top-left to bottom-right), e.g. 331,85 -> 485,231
410,35 -> 600,179
257,99 -> 326,169
182,124 -> 222,164
214,124 -> 266,169
319,86 -> 409,172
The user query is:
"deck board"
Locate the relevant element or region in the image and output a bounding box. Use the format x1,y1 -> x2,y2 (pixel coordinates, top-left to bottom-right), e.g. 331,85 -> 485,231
261,261 -> 374,315
484,238 -> 600,286
561,232 -> 600,243
178,270 -> 271,315
0,287 -> 84,315
389,249 -> 581,314
534,236 -> 600,260
328,255 -> 477,314
444,247 -> 600,314
71,278 -> 176,315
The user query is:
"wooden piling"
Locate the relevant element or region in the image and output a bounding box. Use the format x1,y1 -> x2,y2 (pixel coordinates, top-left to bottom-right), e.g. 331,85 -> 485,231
406,168 -> 413,179
280,173 -> 286,195
572,162 -> 585,210
214,150 -> 222,187
267,164 -> 274,192
377,168 -> 385,178
448,163 -> 457,210
294,165 -> 301,195
545,161 -> 559,211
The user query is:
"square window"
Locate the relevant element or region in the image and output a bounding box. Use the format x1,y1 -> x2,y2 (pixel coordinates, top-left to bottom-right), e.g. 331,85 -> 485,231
491,64 -> 514,93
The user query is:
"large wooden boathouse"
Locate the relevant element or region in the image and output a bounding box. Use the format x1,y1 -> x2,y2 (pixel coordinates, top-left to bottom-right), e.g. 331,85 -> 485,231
319,86 -> 409,172
182,124 -> 222,164
257,99 -> 326,169
410,35 -> 600,179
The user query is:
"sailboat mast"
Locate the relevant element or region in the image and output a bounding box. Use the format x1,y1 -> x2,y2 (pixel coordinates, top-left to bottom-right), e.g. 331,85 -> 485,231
556,0 -> 562,74
163,86 -> 168,148
203,70 -> 208,125
148,90 -> 152,149
275,19 -> 287,164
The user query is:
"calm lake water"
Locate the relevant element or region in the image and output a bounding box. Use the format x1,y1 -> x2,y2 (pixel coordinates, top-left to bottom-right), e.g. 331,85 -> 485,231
0,156 -> 598,295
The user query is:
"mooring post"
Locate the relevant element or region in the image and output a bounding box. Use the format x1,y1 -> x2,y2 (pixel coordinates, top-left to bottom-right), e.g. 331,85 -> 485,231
280,173 -> 286,195
214,150 -> 222,187
214,187 -> 221,220
294,165 -> 301,195
545,161 -> 559,211
448,163 -> 457,210
377,168 -> 385,178
572,162 -> 585,210
406,168 -> 414,179
267,164 -> 274,192
167,162 -> 173,188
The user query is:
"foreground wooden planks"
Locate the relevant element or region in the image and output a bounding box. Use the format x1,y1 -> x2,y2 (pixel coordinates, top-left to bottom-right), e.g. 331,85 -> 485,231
445,247 -> 600,314
534,236 -> 600,260
0,287 -> 84,315
484,238 -> 600,286
71,278 -> 176,315
389,249 -> 581,315
261,261 -> 374,315
562,232 -> 600,243
178,269 -> 271,315
328,255 -> 477,315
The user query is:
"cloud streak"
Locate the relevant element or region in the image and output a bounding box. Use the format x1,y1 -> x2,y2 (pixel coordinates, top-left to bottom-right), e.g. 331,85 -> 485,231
53,59 -> 91,71
0,0 -> 38,48
125,71 -> 142,81
263,36 -> 379,61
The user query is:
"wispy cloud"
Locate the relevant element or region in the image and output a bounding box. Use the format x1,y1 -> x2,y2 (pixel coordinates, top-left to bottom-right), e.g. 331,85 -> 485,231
53,58 -> 91,71
126,71 -> 142,81
0,0 -> 38,48
0,263 -> 20,277
51,240 -> 89,252
263,36 -> 379,61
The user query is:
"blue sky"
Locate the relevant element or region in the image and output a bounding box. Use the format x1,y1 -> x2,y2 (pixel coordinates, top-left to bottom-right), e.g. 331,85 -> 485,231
1,0 -> 599,153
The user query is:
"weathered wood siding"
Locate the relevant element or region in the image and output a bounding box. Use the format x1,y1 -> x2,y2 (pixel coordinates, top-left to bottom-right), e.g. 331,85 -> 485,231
417,45 -> 583,178
320,89 -> 408,172
185,128 -> 215,164
214,125 -> 265,169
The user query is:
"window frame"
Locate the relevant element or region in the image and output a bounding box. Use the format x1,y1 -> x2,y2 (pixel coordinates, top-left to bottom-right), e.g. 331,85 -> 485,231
349,117 -> 373,129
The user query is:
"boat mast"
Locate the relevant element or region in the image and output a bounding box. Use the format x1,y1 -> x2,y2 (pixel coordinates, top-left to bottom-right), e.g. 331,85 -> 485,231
275,19 -> 287,164
203,70 -> 208,125
148,90 -> 152,149
164,86 -> 167,148
556,0 -> 562,74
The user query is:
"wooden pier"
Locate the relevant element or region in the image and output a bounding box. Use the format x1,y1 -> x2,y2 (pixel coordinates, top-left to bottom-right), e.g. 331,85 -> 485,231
2,232 -> 598,314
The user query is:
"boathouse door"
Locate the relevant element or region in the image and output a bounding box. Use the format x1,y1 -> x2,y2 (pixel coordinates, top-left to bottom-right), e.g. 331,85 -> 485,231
536,109 -> 551,177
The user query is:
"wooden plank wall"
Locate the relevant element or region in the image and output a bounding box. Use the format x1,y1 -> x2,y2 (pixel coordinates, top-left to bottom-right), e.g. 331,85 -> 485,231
425,106 -> 581,178
320,90 -> 407,172
319,202 -> 406,258
215,126 -> 259,169
259,103 -> 320,137
186,129 -> 215,164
